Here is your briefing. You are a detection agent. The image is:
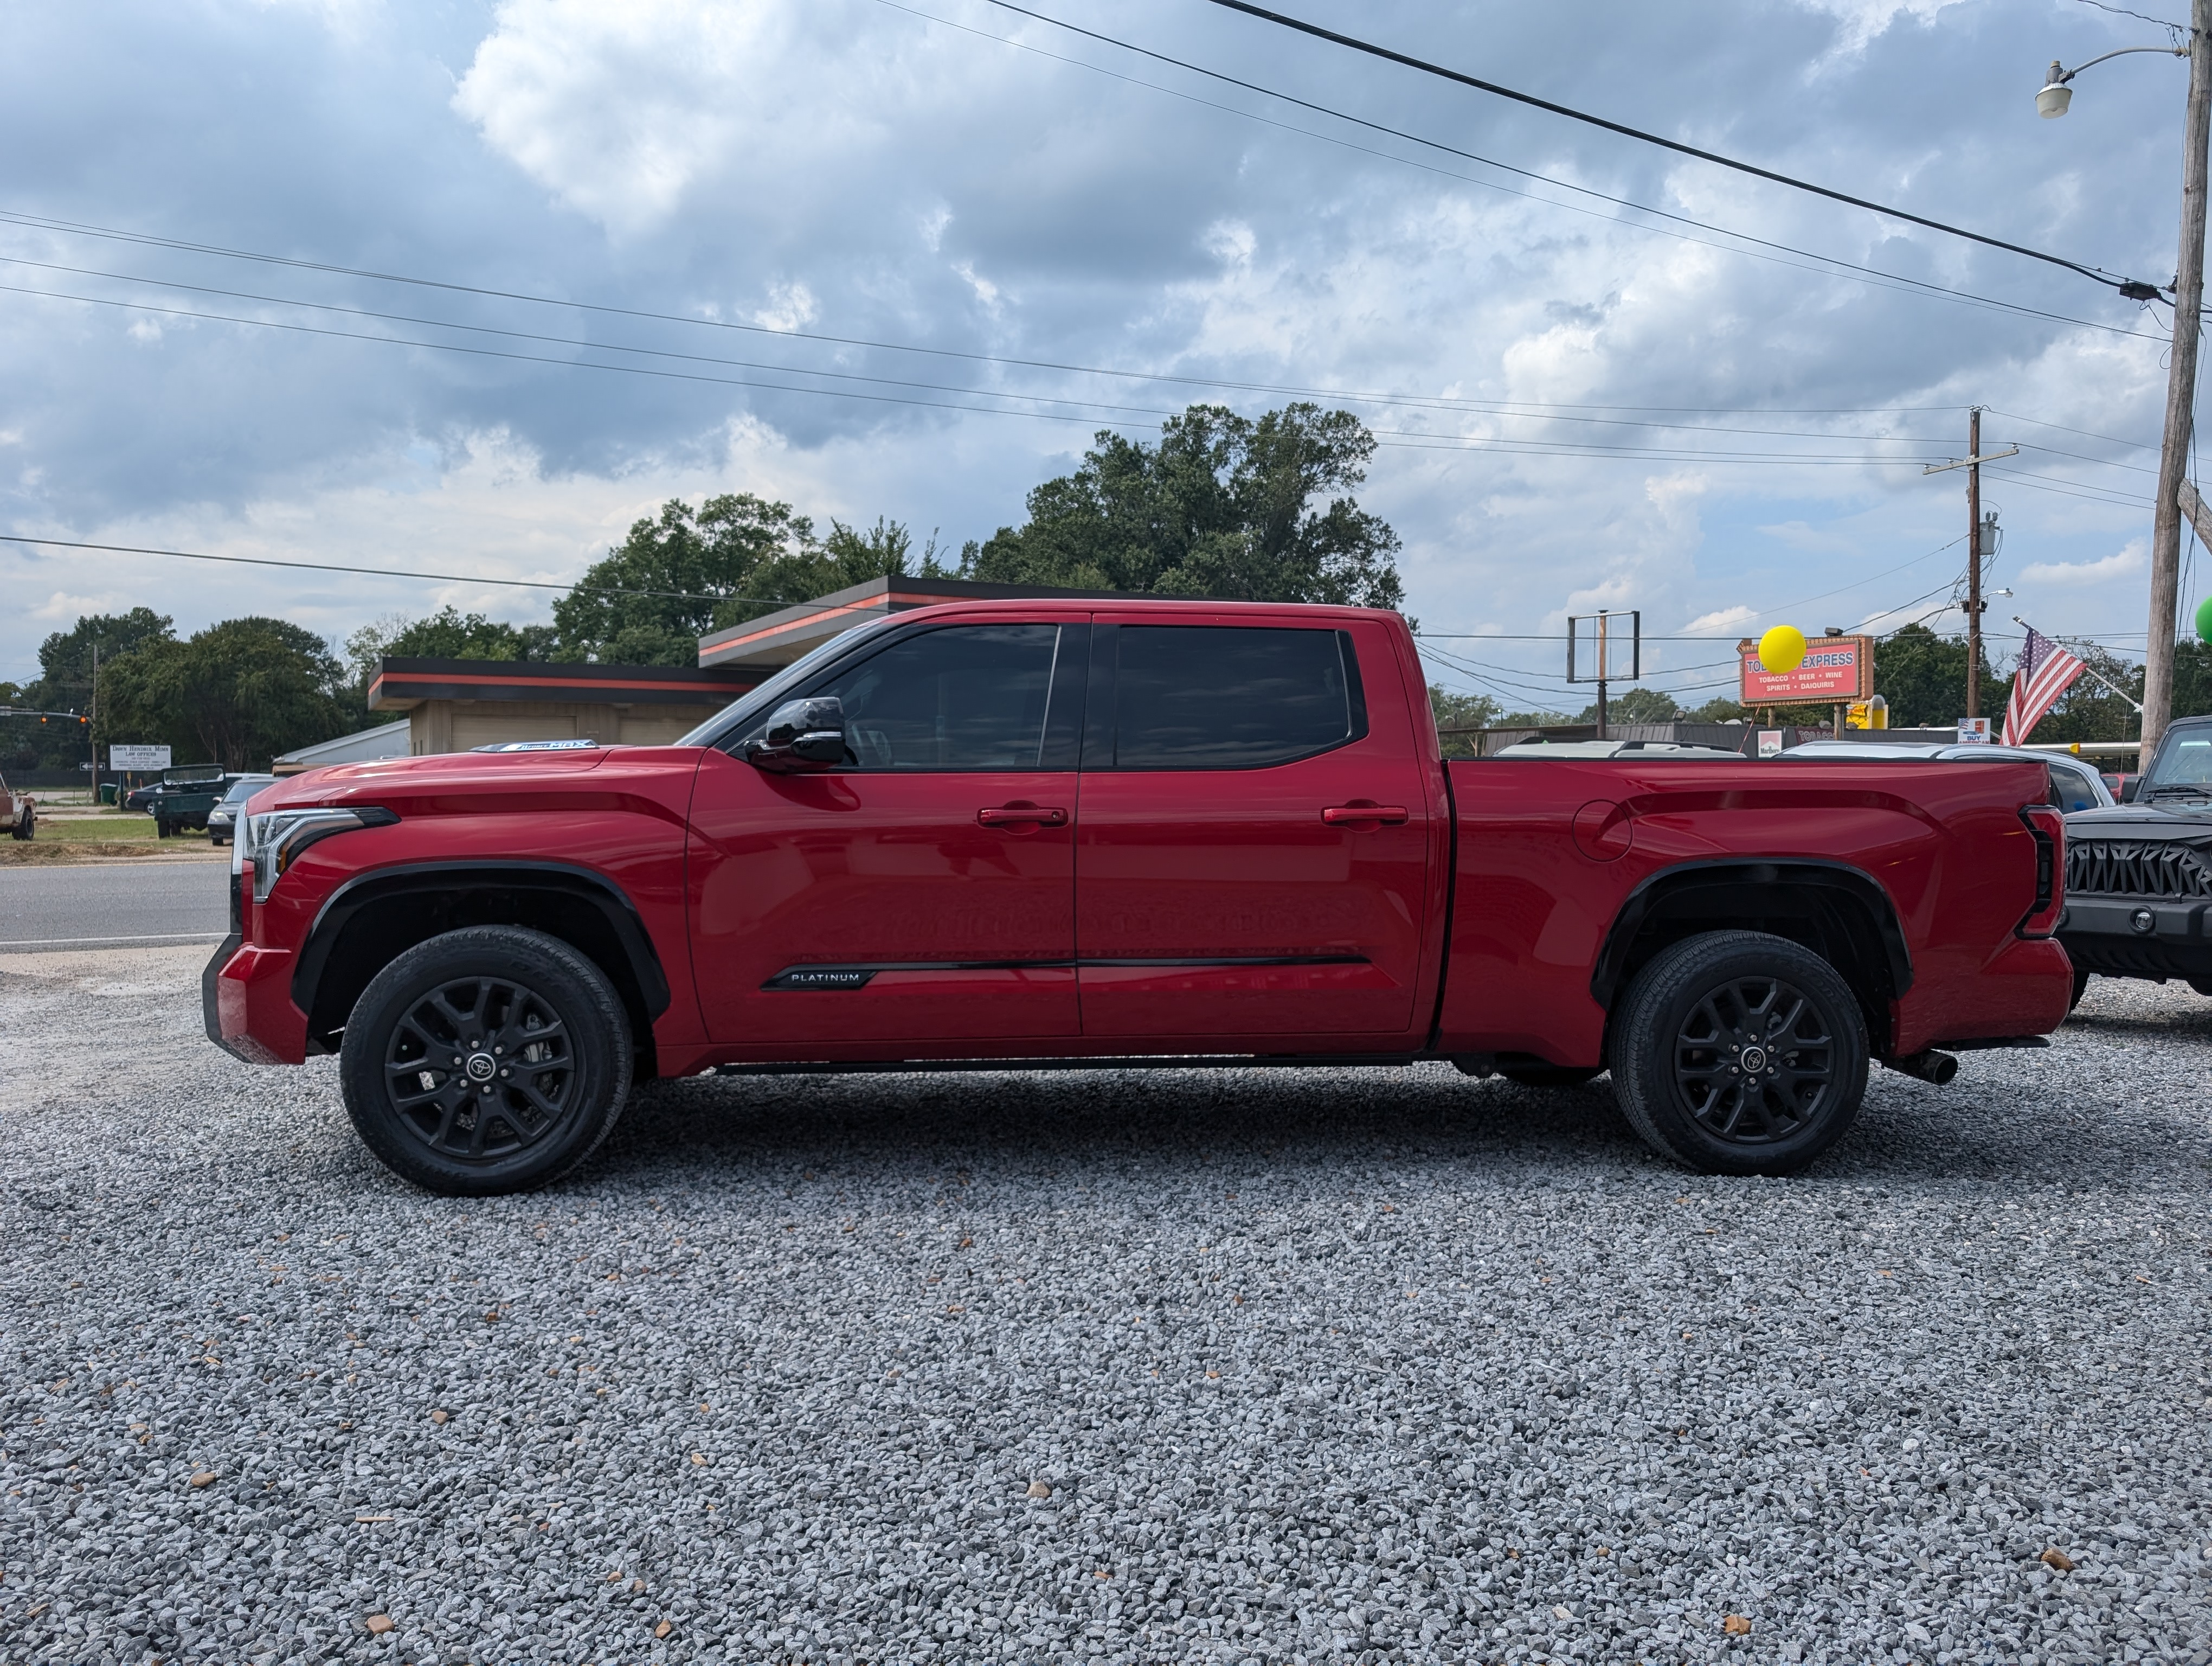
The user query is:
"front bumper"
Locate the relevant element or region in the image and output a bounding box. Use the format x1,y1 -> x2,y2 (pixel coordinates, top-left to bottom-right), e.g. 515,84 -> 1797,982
202,933 -> 307,1064
2057,895 -> 2212,983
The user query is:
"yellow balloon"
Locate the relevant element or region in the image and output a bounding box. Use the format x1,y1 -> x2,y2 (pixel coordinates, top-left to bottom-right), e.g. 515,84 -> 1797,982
1758,625 -> 1807,675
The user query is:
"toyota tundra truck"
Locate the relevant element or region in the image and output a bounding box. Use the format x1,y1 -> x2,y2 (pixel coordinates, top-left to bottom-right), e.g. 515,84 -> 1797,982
204,599 -> 2071,1194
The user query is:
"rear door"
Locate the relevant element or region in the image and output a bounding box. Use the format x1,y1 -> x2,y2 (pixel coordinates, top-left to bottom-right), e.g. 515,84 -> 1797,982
1073,616 -> 1433,1042
687,618 -> 1088,1049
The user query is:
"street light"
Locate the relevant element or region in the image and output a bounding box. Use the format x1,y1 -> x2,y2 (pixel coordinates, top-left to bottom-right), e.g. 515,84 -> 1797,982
2039,7 -> 2211,761
2036,48 -> 2185,119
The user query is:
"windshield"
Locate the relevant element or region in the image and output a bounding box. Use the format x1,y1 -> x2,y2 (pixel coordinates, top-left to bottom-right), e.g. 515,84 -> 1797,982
676,620 -> 898,748
221,776 -> 272,805
2144,729 -> 2212,796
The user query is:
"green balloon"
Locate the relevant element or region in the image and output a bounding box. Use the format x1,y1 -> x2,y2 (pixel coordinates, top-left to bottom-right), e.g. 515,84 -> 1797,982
2198,593 -> 2212,645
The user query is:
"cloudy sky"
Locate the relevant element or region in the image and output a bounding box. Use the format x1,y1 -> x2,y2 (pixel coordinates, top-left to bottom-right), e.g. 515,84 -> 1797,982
0,0 -> 2197,712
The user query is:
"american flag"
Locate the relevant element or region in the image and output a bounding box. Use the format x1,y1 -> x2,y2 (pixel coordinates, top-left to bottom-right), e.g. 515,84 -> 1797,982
2001,623 -> 2087,746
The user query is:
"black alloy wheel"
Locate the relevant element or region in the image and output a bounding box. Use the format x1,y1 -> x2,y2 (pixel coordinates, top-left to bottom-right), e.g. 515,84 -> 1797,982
339,926 -> 632,1195
1611,931 -> 1868,1176
1669,973 -> 1839,1144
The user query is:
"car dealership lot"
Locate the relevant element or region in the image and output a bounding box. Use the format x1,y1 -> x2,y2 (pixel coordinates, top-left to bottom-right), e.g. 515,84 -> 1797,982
3,949 -> 2209,1665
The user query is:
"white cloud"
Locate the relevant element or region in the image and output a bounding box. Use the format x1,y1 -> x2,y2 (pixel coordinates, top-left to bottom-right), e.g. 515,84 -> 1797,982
2020,541 -> 2147,586
1683,604 -> 1758,636
454,0 -> 793,236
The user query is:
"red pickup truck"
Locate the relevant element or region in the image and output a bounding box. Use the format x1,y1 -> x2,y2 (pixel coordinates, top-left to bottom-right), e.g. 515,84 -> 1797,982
204,599 -> 2070,1194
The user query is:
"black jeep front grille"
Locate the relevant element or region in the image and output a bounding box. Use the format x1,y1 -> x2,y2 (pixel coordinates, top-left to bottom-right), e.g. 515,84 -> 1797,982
2067,840 -> 2212,899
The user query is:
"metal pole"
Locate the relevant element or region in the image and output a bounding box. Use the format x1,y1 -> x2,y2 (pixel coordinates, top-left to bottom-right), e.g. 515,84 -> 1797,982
1596,610 -> 1609,740
1966,407 -> 1983,721
89,643 -> 99,805
2146,0 -> 2212,761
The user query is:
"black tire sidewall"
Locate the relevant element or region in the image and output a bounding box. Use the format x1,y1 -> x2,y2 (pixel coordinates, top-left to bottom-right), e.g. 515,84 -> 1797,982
339,926 -> 631,1196
1613,931 -> 1868,1176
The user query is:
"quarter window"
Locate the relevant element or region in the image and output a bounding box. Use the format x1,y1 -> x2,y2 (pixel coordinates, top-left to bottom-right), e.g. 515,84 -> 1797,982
1110,626 -> 1365,769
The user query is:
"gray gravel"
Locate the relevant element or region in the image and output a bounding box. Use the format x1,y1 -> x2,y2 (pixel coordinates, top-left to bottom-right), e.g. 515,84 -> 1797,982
4,945 -> 2211,1666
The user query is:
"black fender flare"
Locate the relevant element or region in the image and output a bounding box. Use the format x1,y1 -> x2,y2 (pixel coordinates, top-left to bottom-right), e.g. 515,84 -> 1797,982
1589,857 -> 1914,1009
290,860 -> 673,1030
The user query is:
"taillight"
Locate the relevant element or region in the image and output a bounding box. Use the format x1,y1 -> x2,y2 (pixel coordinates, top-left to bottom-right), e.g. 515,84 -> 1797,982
2017,804 -> 2064,938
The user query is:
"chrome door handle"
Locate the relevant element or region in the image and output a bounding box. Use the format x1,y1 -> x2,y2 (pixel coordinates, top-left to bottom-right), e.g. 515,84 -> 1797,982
1321,804 -> 1409,826
978,805 -> 1069,827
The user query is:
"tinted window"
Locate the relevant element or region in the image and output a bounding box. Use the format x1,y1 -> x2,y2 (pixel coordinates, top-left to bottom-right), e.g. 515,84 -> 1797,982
2048,763 -> 2106,813
809,624 -> 1062,771
1111,626 -> 1362,769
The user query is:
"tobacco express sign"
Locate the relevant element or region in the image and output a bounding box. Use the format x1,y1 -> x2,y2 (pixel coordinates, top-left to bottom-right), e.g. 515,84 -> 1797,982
1738,635 -> 1874,706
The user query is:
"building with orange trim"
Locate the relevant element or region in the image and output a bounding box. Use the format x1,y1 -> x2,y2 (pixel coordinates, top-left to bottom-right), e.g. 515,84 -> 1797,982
371,578 -> 1114,755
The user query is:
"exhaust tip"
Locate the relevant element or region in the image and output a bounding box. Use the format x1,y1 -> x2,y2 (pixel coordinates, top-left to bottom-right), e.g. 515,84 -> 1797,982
1885,1049 -> 1959,1086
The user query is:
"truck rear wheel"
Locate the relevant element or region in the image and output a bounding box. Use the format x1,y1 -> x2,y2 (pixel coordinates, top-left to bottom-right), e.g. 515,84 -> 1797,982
1610,930 -> 1867,1176
339,926 -> 632,1196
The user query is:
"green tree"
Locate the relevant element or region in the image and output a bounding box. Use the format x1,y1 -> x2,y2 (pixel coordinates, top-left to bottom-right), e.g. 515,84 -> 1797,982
551,495 -> 927,666
1429,685 -> 1502,759
1846,625 -> 2005,729
971,403 -> 1404,608
1576,687 -> 1682,725
22,608 -> 175,765
102,617 -> 358,770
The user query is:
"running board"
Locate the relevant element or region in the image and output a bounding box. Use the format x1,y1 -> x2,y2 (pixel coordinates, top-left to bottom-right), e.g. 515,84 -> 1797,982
714,1053 -> 1427,1078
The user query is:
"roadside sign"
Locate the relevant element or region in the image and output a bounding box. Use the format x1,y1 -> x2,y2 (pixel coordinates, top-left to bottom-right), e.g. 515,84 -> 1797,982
1738,635 -> 1874,705
1758,729 -> 1786,758
109,744 -> 171,771
1956,717 -> 1992,745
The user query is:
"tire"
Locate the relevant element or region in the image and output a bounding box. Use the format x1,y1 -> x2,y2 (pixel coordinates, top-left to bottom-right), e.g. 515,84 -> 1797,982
155,818 -> 170,839
1498,1064 -> 1603,1087
2071,969 -> 2093,1011
338,925 -> 633,1196
1610,930 -> 1868,1177
9,808 -> 29,842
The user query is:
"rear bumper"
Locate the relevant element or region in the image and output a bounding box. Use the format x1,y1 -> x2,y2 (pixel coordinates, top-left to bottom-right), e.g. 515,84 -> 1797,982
2059,896 -> 2212,983
202,934 -> 308,1065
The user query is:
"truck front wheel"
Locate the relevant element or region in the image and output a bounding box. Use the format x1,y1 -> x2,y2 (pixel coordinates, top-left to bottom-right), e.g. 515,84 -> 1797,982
338,926 -> 633,1196
1610,931 -> 1868,1176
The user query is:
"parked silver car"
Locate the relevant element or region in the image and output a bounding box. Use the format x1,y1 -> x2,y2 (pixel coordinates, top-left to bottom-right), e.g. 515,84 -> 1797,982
1780,739 -> 2113,812
204,773 -> 276,847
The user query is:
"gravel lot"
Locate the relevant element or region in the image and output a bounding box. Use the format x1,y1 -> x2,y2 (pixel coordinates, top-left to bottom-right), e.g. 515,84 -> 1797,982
3,947 -> 2210,1666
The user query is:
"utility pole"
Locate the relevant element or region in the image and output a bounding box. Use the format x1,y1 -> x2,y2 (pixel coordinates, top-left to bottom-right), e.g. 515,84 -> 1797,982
90,643 -> 98,803
1924,415 -> 2018,723
1966,408 -> 1983,721
2146,0 -> 2212,761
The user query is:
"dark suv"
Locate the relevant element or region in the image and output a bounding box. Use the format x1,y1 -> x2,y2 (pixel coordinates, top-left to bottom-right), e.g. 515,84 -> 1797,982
2057,714 -> 2212,1001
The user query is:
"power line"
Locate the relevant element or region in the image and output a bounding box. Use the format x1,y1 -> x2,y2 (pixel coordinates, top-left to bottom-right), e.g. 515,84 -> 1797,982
943,1 -> 2164,342
1191,0 -> 2160,296
0,533 -> 831,612
15,253 -> 2110,458
7,280 -> 2005,468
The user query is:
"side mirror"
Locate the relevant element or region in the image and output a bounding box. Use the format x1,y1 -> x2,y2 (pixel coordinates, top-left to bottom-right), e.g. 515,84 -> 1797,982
744,697 -> 846,774
2120,774 -> 2142,803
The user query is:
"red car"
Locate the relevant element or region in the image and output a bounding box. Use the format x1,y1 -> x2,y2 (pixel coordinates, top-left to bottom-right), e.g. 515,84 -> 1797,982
205,600 -> 2070,1194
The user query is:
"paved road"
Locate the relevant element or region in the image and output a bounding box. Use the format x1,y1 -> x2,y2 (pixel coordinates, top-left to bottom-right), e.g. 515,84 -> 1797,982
0,860 -> 230,950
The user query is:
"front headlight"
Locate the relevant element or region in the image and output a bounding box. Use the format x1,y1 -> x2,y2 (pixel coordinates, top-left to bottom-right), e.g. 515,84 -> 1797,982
240,806 -> 398,903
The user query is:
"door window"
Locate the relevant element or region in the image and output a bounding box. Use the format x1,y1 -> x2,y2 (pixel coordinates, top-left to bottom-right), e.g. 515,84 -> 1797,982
808,624 -> 1064,771
1106,625 -> 1366,770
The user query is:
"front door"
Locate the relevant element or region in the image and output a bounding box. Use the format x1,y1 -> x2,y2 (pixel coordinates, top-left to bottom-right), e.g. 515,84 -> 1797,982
687,619 -> 1088,1049
1074,616 -> 1435,1042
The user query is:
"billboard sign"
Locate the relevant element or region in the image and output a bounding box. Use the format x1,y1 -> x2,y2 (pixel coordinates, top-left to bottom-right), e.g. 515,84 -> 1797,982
1738,635 -> 1874,706
108,745 -> 172,771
